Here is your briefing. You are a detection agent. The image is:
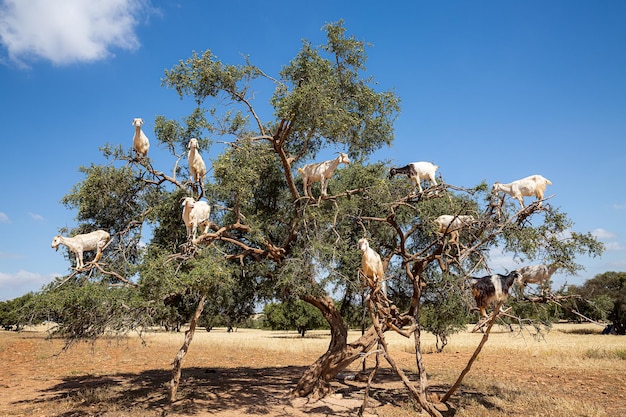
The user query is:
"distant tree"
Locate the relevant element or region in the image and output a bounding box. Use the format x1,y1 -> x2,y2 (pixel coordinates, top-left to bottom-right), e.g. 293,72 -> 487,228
264,300 -> 327,337
0,293 -> 36,331
567,271 -> 626,334
337,294 -> 371,331
199,268 -> 258,331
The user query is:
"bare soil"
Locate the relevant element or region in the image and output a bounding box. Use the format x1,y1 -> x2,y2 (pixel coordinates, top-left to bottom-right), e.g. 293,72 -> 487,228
1,325 -> 625,416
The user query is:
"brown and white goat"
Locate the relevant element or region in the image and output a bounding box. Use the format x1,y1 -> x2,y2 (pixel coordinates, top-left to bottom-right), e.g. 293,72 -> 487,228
468,270 -> 522,317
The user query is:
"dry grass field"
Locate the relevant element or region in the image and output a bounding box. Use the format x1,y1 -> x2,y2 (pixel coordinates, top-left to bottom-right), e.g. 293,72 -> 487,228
1,323 -> 625,416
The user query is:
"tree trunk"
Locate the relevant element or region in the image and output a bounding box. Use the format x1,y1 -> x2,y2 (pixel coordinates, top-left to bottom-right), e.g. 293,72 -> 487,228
293,294 -> 380,399
295,262 -> 423,399
168,293 -> 206,402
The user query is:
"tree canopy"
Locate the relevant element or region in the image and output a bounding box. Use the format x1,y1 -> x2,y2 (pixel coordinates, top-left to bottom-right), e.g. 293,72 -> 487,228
26,20 -> 605,415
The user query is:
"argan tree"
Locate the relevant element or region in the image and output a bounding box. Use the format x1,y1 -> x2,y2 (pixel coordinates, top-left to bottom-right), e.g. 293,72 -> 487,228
35,20 -> 603,415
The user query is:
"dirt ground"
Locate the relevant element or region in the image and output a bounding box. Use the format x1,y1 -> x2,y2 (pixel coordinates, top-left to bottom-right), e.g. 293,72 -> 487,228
1,325 -> 625,416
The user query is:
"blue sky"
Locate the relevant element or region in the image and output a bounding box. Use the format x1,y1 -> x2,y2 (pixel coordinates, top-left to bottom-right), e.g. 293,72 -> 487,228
1,0 -> 625,301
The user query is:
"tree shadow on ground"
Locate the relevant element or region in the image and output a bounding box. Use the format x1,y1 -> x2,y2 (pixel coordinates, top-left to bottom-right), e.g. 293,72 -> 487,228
13,365 -> 499,416
12,365 -> 305,416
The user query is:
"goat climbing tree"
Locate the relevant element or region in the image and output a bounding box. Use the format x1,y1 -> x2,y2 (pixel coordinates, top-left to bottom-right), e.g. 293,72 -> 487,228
38,20 -> 604,415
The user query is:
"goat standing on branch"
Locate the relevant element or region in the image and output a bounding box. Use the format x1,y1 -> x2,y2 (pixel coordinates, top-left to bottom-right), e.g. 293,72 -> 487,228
434,214 -> 475,245
388,161 -> 438,193
132,118 -> 150,158
181,197 -> 211,243
468,270 -> 522,318
358,238 -> 386,296
187,138 -> 207,197
492,174 -> 552,208
298,152 -> 350,199
516,263 -> 559,296
51,230 -> 110,270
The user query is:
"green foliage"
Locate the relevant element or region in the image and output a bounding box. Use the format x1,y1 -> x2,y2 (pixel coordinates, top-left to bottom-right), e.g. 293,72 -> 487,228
27,282 -> 151,343
163,50 -> 261,105
419,272 -> 470,351
211,138 -> 286,224
567,271 -> 626,334
0,293 -> 36,331
499,205 -> 604,273
272,20 -> 400,162
57,163 -> 153,279
336,296 -> 370,330
61,164 -> 147,233
146,188 -> 188,252
199,268 -> 258,330
138,245 -> 235,331
263,299 -> 328,336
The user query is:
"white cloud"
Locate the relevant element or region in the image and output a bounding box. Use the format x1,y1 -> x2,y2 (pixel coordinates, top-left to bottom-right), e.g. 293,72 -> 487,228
484,247 -> 522,272
591,228 -> 617,240
604,241 -> 625,252
0,0 -> 148,66
0,211 -> 8,223
609,259 -> 626,269
0,269 -> 42,285
590,228 -> 624,252
613,202 -> 626,210
0,270 -> 56,300
29,212 -> 44,221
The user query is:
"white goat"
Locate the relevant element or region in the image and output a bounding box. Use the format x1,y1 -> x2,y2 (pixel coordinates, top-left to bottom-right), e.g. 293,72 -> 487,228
492,174 -> 552,208
357,238 -> 386,295
388,161 -> 438,193
297,152 -> 351,199
181,197 -> 211,242
434,214 -> 475,244
132,118 -> 150,157
51,230 -> 110,270
469,270 -> 522,317
516,263 -> 559,296
187,138 -> 207,187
